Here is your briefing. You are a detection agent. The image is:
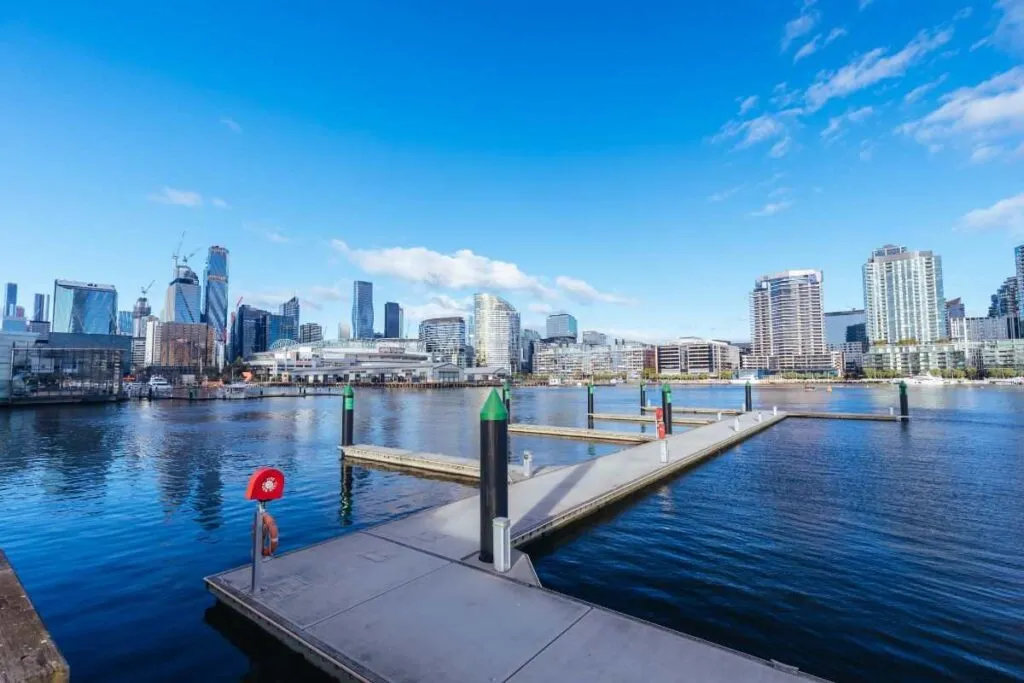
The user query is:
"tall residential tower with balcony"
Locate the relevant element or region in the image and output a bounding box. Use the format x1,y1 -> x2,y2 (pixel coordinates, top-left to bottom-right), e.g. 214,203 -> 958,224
352,281 -> 374,339
419,316 -> 467,367
473,293 -> 520,373
745,269 -> 835,374
863,244 -> 945,344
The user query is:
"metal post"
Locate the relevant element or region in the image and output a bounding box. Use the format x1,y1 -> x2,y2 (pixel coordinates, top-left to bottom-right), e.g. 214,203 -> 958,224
733,416 -> 740,432
898,381 -> 909,419
757,411 -> 763,423
341,384 -> 355,447
522,450 -> 533,478
479,389 -> 509,564
660,440 -> 668,464
587,383 -> 594,429
503,380 -> 511,423
773,405 -> 778,416
745,381 -> 753,412
492,517 -> 511,572
640,382 -> 646,413
717,411 -> 722,421
661,384 -> 672,434
251,502 -> 265,593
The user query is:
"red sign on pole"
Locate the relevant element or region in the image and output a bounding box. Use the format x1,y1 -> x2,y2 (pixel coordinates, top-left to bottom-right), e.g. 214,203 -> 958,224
245,467 -> 286,502
654,408 -> 666,439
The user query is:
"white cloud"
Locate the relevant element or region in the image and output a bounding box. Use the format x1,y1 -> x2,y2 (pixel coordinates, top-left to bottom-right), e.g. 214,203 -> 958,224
782,0 -> 820,52
969,144 -> 1002,163
528,302 -> 556,315
993,0 -> 1024,53
308,283 -> 346,302
331,240 -> 553,296
903,73 -> 949,104
403,295 -> 474,323
769,186 -> 792,197
711,109 -> 800,157
770,82 -> 801,108
749,200 -> 794,217
821,105 -> 875,140
220,117 -> 242,133
770,136 -> 794,157
554,276 -> 635,305
266,230 -> 290,243
758,171 -> 787,187
805,26 -> 954,111
961,192 -> 1024,233
738,95 -> 759,115
147,186 -> 203,207
708,185 -> 743,202
794,26 -> 847,62
210,197 -> 230,209
859,140 -> 877,161
897,66 -> 1024,151
859,0 -> 875,9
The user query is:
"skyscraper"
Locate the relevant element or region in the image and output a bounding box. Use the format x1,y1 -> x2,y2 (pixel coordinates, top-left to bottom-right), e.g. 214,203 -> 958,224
747,270 -> 831,372
203,246 -> 229,343
863,244 -> 945,344
52,280 -> 118,334
419,316 -> 467,366
118,310 -> 133,336
1015,243 -> 1024,320
280,296 -> 300,340
3,283 -> 16,318
473,293 -> 520,373
352,281 -> 374,339
824,309 -> 866,346
384,302 -> 401,338
546,313 -> 578,341
299,322 -> 324,343
165,264 -> 202,323
32,293 -> 48,322
988,278 -> 1017,318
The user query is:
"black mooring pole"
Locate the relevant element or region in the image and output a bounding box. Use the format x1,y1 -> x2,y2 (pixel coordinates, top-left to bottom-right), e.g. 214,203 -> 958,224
341,384 -> 355,447
479,389 -> 509,563
661,383 -> 673,435
640,382 -> 646,413
899,380 -> 909,419
745,381 -> 753,412
587,382 -> 595,429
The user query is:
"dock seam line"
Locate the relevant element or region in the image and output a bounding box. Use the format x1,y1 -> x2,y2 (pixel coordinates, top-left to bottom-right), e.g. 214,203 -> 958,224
501,606 -> 594,682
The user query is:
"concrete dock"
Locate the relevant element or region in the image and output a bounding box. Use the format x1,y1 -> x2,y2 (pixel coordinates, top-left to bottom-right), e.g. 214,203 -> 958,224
207,411 -> 827,683
643,404 -> 743,415
589,411 -> 713,426
508,422 -> 655,443
787,410 -> 904,421
339,444 -> 537,481
0,550 -> 69,683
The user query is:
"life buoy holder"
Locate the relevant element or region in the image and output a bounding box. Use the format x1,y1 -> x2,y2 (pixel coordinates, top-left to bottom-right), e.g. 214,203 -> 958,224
255,511 -> 279,557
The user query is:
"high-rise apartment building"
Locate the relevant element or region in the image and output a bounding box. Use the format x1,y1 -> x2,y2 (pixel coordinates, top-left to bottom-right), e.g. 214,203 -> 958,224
581,330 -> 607,345
473,293 -> 520,373
299,322 -> 324,343
52,280 -> 118,334
863,244 -> 945,344
164,264 -> 202,323
3,283 -> 16,318
946,297 -> 966,338
746,270 -> 835,373
545,313 -> 578,341
1016,244 -> 1024,320
989,277 -> 1018,318
279,296 -> 300,341
352,281 -> 374,339
419,316 -> 467,366
521,328 -> 542,372
384,302 -> 401,338
203,246 -> 229,343
32,293 -> 48,323
156,322 -> 215,369
656,338 -> 741,375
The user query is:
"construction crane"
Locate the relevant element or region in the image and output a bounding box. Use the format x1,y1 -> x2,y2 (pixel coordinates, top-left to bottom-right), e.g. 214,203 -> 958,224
235,296 -> 244,309
172,231 -> 186,268
182,248 -> 199,265
140,280 -> 155,297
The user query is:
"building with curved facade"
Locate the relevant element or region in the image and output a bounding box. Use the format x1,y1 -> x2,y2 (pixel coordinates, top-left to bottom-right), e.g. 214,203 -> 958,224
473,293 -> 520,373
419,316 -> 467,367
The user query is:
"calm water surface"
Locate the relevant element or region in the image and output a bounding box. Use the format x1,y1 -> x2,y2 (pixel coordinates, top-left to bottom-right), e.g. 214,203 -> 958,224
1,385 -> 1021,681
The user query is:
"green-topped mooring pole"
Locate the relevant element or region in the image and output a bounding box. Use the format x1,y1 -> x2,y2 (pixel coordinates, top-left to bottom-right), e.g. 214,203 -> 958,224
503,379 -> 511,422
661,383 -> 673,435
640,381 -> 646,412
899,380 -> 909,419
341,385 -> 355,447
479,389 -> 509,563
587,382 -> 595,429
745,381 -> 753,412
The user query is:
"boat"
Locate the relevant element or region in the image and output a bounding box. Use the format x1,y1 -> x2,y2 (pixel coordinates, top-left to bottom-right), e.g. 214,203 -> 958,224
221,382 -> 261,399
146,376 -> 173,395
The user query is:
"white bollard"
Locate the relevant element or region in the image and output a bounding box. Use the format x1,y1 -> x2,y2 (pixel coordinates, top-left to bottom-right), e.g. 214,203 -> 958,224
522,450 -> 533,478
889,406 -> 895,416
717,412 -> 722,422
757,412 -> 763,423
660,440 -> 669,463
492,517 -> 511,573
733,417 -> 740,432
741,402 -> 746,412
773,406 -> 778,416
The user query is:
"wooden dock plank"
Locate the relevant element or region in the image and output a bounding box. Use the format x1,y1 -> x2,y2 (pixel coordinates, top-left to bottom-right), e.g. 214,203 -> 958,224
0,550 -> 69,683
508,423 -> 654,443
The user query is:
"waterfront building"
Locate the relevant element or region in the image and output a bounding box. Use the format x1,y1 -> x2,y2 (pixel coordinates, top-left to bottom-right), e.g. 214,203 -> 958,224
824,309 -> 867,347
203,246 -> 229,343
384,302 -> 401,338
1,330 -> 124,402
118,310 -> 133,336
745,270 -> 837,374
3,283 -> 16,318
279,296 -> 300,341
863,244 -> 945,344
581,330 -> 607,345
531,342 -> 612,378
546,313 -> 578,342
473,293 -> 520,373
978,339 -> 1024,372
946,298 -> 966,338
155,322 -> 215,370
299,322 -> 323,344
1016,244 -> 1024,320
864,341 -> 969,375
231,305 -> 267,361
144,318 -> 162,366
656,338 -> 741,375
32,293 -> 48,323
247,338 -> 446,383
611,341 -> 655,376
520,328 -> 542,373
1,316 -> 27,333
988,278 -> 1018,319
26,321 -> 50,335
164,264 -> 202,324
419,316 -> 467,367
950,315 -> 1021,341
338,322 -> 351,340
51,280 -> 118,335
352,281 -> 374,339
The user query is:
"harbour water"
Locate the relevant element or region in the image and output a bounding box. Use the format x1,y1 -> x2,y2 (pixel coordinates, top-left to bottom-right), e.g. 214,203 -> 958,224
1,385 -> 1021,681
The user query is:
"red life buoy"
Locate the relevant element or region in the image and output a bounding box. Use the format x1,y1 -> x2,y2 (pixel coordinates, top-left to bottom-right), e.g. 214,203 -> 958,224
254,511 -> 279,557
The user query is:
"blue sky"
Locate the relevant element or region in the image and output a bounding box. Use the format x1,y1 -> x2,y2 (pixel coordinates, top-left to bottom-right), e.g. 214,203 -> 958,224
1,0 -> 1022,341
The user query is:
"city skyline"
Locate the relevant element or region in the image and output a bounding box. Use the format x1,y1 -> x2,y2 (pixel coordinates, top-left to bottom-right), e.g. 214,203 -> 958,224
2,2 -> 1023,340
